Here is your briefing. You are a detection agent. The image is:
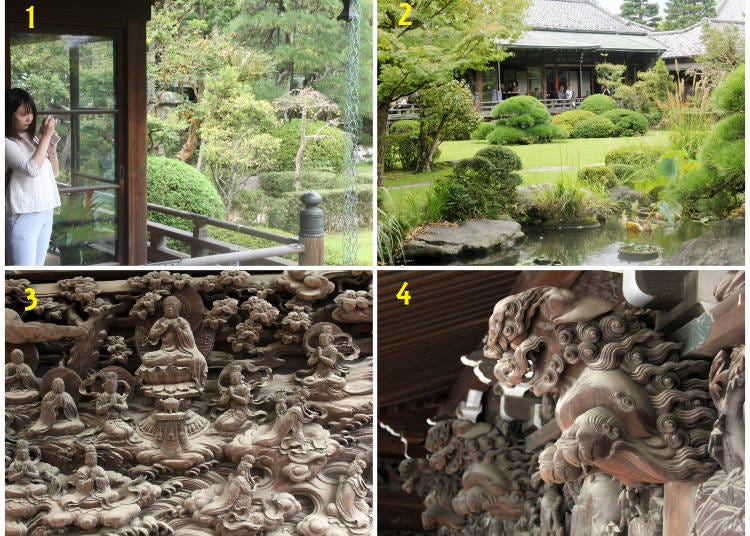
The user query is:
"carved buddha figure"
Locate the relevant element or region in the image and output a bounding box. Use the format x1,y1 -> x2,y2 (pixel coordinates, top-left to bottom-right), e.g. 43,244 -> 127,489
6,348 -> 40,405
213,365 -> 265,433
298,323 -> 359,399
60,444 -> 119,510
29,377 -> 85,436
96,372 -> 133,440
7,439 -> 60,497
136,296 -> 207,393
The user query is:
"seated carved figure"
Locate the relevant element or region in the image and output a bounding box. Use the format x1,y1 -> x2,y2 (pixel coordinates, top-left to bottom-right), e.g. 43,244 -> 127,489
475,286 -> 717,487
45,444 -> 161,531
297,323 -> 359,400
28,378 -> 85,436
212,364 -> 267,434
6,439 -> 60,498
5,349 -> 40,404
136,296 -> 207,395
95,373 -> 133,440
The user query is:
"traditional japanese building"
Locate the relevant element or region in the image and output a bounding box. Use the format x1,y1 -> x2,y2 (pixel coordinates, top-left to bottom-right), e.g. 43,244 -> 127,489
464,0 -> 665,113
650,0 -> 745,73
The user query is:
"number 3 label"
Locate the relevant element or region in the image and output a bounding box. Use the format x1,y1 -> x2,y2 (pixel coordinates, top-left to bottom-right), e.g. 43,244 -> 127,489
398,2 -> 413,26
24,288 -> 38,311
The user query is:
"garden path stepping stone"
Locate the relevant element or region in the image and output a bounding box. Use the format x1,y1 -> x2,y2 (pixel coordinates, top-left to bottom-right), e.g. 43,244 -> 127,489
403,219 -> 524,261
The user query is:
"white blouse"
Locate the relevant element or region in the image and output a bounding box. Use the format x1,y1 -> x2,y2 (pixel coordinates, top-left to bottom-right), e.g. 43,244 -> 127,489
5,133 -> 61,215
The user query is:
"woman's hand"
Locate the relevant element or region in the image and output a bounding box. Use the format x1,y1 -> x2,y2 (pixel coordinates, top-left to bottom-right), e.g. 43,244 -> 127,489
39,116 -> 56,140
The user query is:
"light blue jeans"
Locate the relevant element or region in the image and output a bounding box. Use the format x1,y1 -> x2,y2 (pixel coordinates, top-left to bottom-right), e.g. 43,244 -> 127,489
6,209 -> 54,266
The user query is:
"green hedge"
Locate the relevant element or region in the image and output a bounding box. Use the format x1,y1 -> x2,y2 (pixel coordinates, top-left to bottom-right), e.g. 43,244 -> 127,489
570,116 -> 617,138
601,109 -> 649,136
267,186 -> 373,233
474,146 -> 522,172
577,165 -> 617,190
486,125 -> 529,145
258,171 -> 341,197
579,94 -> 619,114
605,144 -> 664,167
147,156 -> 224,230
550,110 -> 597,134
269,119 -> 345,173
471,122 -> 496,140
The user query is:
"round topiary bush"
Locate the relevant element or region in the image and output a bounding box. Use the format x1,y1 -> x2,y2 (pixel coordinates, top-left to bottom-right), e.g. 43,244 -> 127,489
471,122 -> 496,140
439,155 -> 522,221
474,146 -> 522,172
486,125 -> 529,145
570,115 -> 617,138
550,110 -> 597,135
491,96 -> 551,125
270,119 -> 345,173
526,123 -> 568,142
577,165 -> 617,190
147,156 -> 224,231
601,109 -> 649,136
605,144 -> 665,167
579,94 -> 619,114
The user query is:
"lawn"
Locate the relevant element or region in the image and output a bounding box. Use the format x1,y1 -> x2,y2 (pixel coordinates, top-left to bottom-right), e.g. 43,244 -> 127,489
379,130 -> 671,213
382,130 -> 670,188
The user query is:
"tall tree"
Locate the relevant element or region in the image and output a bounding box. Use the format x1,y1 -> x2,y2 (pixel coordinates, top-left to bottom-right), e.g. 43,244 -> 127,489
619,0 -> 661,27
377,0 -> 530,184
662,0 -> 716,30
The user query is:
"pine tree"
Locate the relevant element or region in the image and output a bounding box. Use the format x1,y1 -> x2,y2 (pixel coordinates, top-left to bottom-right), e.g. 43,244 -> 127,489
662,0 -> 717,30
619,0 -> 661,28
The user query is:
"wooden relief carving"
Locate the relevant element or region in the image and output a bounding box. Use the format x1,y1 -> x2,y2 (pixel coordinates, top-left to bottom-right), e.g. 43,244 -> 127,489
475,286 -> 717,487
399,275 -> 743,536
5,270 -> 372,536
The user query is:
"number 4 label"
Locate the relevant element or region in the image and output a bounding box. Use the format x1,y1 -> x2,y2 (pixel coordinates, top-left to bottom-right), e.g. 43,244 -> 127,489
396,282 -> 411,305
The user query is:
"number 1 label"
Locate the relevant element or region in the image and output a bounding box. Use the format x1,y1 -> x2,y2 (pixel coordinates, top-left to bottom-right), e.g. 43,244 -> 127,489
26,6 -> 35,29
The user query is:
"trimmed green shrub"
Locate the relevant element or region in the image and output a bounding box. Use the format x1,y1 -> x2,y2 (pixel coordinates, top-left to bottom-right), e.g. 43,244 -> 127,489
147,156 -> 224,230
605,144 -> 665,167
550,110 -> 597,135
474,146 -> 522,172
258,171 -> 341,197
383,119 -> 438,171
570,115 -> 617,138
487,96 -> 565,145
610,163 -> 638,185
270,119 -> 345,173
471,122 -> 496,140
526,123 -> 568,142
486,125 -> 529,145
439,154 -> 522,221
267,186 -> 373,233
579,94 -> 618,114
518,181 -> 612,226
577,165 -> 617,190
601,109 -> 649,136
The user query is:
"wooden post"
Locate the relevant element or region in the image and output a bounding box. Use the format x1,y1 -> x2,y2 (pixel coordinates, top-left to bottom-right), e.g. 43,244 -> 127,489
191,218 -> 209,258
663,481 -> 701,536
298,191 -> 324,265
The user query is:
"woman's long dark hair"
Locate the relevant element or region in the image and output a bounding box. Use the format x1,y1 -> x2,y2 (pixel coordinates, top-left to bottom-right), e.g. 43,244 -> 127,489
6,88 -> 37,139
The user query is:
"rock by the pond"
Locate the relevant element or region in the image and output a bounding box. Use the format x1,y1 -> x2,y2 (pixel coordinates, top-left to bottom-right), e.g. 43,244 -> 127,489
403,219 -> 524,261
665,218 -> 744,266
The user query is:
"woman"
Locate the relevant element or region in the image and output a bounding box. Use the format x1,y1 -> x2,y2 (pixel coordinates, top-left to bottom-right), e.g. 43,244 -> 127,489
5,88 -> 61,265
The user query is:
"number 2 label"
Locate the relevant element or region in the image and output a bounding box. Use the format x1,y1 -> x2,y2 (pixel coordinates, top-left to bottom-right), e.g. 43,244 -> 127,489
398,2 -> 413,26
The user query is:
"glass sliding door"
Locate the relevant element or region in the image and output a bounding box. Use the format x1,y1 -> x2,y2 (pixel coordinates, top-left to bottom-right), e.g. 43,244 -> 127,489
9,33 -> 121,265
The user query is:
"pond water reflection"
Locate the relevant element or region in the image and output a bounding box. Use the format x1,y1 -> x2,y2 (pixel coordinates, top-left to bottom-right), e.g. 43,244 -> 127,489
433,219 -> 709,266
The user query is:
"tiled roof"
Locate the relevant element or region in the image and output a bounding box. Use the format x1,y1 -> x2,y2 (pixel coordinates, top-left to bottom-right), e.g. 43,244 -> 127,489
716,0 -> 745,22
651,19 -> 744,59
511,30 -> 665,52
526,0 -> 653,34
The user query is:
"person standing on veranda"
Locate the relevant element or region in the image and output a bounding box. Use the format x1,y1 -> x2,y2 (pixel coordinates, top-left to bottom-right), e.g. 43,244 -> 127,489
5,88 -> 61,265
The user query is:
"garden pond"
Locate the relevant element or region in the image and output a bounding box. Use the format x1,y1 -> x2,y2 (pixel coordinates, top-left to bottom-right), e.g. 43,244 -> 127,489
430,219 -> 709,266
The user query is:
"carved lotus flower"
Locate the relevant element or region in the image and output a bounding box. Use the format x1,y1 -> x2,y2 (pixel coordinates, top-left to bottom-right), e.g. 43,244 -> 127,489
203,298 -> 239,329
129,291 -> 166,320
104,335 -> 133,365
334,289 -> 371,311
248,281 -> 277,300
228,320 -> 262,352
84,297 -> 114,316
6,278 -> 31,305
242,296 -> 279,325
281,311 -> 312,332
59,276 -> 99,303
218,270 -> 253,288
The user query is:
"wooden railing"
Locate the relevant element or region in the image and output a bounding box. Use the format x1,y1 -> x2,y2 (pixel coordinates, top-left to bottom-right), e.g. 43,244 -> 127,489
146,191 -> 325,266
478,98 -> 585,117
